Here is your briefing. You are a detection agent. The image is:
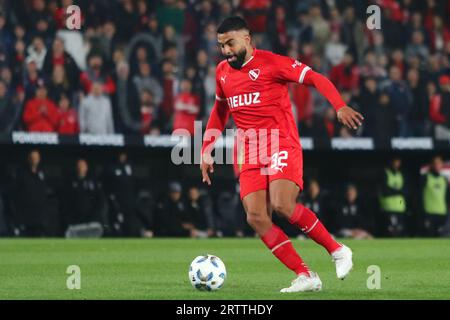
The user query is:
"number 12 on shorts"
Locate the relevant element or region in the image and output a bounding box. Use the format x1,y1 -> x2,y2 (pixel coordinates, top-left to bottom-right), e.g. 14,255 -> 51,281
271,151 -> 288,173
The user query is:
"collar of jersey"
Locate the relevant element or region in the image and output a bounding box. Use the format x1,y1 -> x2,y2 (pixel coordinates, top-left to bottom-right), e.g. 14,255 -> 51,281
241,48 -> 257,68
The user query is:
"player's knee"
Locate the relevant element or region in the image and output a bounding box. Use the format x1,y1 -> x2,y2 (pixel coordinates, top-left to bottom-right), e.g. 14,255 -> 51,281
271,200 -> 294,218
246,211 -> 269,229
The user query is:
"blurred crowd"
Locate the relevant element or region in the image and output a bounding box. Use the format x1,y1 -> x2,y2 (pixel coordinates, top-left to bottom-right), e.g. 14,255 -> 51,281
0,0 -> 448,143
0,149 -> 449,238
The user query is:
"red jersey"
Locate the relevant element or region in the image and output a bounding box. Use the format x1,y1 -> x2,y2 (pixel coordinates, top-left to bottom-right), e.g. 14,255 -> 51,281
203,48 -> 346,168
215,49 -> 312,165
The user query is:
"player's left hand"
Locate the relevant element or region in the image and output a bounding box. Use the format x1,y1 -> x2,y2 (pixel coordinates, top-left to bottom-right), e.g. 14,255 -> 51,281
200,153 -> 214,186
337,106 -> 364,130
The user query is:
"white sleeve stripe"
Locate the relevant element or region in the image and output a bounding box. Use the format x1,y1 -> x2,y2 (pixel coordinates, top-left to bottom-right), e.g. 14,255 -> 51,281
215,94 -> 226,101
299,66 -> 311,84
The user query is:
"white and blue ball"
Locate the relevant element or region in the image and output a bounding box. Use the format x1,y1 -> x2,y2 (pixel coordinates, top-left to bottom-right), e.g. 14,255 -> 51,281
188,254 -> 227,291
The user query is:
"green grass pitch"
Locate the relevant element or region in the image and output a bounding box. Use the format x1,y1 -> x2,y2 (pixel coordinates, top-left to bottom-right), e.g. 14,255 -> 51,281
0,238 -> 449,300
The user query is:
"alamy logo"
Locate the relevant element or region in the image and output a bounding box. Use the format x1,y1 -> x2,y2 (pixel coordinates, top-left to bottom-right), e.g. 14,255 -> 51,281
249,69 -> 260,81
66,5 -> 82,30
366,5 -> 381,30
66,265 -> 81,289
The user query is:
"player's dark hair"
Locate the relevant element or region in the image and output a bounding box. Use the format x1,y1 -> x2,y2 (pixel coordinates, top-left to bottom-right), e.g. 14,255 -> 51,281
217,16 -> 250,34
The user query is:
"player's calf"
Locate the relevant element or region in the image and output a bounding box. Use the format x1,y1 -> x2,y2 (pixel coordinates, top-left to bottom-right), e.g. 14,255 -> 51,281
289,204 -> 342,254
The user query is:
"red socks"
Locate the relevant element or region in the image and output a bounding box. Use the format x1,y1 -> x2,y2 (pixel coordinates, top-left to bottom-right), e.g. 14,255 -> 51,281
289,204 -> 341,254
261,224 -> 310,275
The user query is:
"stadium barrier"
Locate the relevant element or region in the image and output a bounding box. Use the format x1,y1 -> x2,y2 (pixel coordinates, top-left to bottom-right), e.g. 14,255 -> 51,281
0,132 -> 443,150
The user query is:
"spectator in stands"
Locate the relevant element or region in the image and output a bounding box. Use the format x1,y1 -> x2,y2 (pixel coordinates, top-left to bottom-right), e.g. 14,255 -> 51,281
301,179 -> 330,226
96,21 -> 118,61
106,152 -> 153,237
421,155 -> 449,237
360,77 -> 379,138
215,186 -> 245,238
428,15 -> 450,53
23,57 -> 43,100
336,184 -> 373,239
79,81 -> 114,135
132,62 -> 163,106
160,60 -> 176,120
48,64 -> 73,103
1,67 -> 16,98
200,21 -> 220,63
11,39 -> 26,84
385,65 -> 414,137
340,6 -> 365,63
0,12 -> 12,52
26,36 -> 47,70
405,30 -> 430,63
136,0 -> 151,32
27,0 -> 54,45
140,89 -> 162,135
56,94 -> 78,135
267,5 -> 289,55
379,157 -> 408,237
22,79 -> 59,132
324,32 -> 347,67
43,37 -> 80,90
240,0 -> 270,34
155,181 -> 194,237
359,50 -> 387,80
309,4 -> 330,55
430,75 -> 450,140
0,80 -> 21,134
13,150 -> 50,236
79,52 -> 116,95
329,52 -> 359,93
407,68 -> 430,136
62,158 -> 107,230
186,186 -> 215,238
172,78 -> 200,136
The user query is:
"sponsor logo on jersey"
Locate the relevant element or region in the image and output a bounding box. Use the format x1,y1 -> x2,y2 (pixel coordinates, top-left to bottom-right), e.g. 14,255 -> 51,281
226,92 -> 261,109
248,69 -> 260,81
220,75 -> 227,83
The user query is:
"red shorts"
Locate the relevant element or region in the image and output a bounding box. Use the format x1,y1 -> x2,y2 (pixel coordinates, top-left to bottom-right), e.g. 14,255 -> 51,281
238,147 -> 303,199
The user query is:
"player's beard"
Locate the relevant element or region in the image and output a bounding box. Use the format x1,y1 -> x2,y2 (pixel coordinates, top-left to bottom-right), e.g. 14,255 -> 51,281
226,48 -> 247,70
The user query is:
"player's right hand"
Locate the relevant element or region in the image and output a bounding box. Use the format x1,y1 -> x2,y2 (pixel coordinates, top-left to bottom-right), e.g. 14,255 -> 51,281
200,153 -> 214,186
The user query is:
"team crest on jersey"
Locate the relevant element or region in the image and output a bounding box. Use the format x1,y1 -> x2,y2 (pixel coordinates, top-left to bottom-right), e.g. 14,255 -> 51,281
248,69 -> 260,81
291,60 -> 302,68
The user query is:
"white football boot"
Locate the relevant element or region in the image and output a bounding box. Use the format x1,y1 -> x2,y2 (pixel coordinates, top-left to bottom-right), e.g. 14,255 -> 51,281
280,272 -> 322,293
331,244 -> 353,279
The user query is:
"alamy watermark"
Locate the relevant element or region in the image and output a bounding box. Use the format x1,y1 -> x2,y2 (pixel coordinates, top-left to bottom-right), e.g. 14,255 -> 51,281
66,265 -> 81,290
172,121 -> 287,175
366,5 -> 381,30
65,5 -> 82,30
366,265 -> 381,290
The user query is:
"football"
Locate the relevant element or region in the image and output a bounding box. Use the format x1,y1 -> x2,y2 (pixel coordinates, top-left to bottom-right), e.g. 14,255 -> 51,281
188,254 -> 227,291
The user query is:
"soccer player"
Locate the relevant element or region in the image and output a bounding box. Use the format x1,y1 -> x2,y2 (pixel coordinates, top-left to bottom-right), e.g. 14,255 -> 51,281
200,17 -> 363,292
